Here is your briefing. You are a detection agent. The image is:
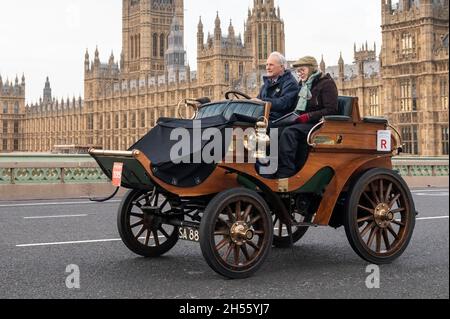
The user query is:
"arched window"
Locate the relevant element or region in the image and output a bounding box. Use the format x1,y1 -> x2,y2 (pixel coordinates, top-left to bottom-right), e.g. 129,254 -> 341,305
135,35 -> 139,59
238,63 -> 244,78
138,34 -> 141,58
205,62 -> 212,81
224,62 -> 230,82
258,24 -> 263,60
14,102 -> 19,114
160,34 -> 165,57
263,23 -> 268,60
130,35 -> 134,59
153,33 -> 158,57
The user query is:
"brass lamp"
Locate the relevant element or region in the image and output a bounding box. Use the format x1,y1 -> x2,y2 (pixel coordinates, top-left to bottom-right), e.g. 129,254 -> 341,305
244,117 -> 271,159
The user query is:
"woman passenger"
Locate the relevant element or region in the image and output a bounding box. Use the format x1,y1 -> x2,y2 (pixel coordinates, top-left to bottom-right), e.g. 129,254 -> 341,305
276,56 -> 339,179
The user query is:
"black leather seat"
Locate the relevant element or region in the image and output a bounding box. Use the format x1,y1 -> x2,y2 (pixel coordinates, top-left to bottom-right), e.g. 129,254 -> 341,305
337,96 -> 353,117
196,101 -> 265,122
323,96 -> 354,121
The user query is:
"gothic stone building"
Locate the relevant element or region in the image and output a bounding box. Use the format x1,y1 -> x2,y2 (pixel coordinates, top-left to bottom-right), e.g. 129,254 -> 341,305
0,75 -> 25,152
324,0 -> 449,156
4,0 -> 448,156
18,0 -> 284,152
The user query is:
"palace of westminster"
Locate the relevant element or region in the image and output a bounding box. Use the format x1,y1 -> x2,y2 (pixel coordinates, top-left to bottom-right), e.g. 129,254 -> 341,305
0,0 -> 448,156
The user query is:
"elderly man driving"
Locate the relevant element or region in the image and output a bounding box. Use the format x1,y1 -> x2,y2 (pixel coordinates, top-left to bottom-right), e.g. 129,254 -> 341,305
257,52 -> 299,121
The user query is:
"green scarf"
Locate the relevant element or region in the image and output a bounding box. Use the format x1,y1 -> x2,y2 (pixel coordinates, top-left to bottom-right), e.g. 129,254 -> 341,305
295,71 -> 322,112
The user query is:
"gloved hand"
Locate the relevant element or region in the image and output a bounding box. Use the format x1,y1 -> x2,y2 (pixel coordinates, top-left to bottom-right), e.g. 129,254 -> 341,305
296,113 -> 310,124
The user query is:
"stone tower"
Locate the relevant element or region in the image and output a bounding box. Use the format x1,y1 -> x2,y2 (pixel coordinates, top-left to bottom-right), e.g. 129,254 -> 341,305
245,0 -> 285,70
43,77 -> 52,104
0,73 -> 25,152
197,13 -> 253,98
122,0 -> 184,78
165,14 -> 186,80
381,0 -> 449,156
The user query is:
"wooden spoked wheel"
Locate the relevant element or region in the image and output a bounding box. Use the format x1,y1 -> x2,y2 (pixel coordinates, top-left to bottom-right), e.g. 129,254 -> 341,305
118,189 -> 179,258
200,189 -> 273,279
344,169 -> 416,264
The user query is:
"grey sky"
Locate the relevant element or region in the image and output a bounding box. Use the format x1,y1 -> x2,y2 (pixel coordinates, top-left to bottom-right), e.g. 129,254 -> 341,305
0,0 -> 381,103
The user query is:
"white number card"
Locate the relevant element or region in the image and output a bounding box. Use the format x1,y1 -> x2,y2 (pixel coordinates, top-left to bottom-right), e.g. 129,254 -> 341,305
377,130 -> 392,152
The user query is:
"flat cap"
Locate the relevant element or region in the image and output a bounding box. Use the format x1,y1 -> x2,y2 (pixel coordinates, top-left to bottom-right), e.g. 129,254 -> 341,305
293,56 -> 319,68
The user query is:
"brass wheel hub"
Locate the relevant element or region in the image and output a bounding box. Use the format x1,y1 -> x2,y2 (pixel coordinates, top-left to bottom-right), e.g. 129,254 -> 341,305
230,221 -> 254,246
374,203 -> 394,228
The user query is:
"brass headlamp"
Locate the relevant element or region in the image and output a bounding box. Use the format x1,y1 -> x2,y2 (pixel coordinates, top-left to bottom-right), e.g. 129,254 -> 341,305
244,117 -> 271,159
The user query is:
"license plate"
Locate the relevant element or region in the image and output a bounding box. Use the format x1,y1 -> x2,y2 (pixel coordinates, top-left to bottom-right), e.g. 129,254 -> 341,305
179,226 -> 200,243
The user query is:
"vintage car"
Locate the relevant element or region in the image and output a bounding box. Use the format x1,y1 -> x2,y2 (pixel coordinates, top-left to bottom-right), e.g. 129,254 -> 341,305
89,91 -> 416,279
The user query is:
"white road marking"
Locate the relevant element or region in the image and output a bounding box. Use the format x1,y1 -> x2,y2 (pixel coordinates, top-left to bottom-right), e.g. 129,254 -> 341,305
16,239 -> 123,247
0,200 -> 121,208
414,193 -> 449,197
417,216 -> 449,221
24,214 -> 88,220
412,189 -> 448,193
16,236 -> 166,248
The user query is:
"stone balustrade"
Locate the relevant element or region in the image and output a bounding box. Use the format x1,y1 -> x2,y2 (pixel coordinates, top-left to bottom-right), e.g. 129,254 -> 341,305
0,154 -> 108,185
0,154 -> 448,185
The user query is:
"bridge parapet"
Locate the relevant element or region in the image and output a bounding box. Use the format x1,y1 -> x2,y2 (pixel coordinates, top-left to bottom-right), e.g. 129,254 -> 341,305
0,154 -> 448,185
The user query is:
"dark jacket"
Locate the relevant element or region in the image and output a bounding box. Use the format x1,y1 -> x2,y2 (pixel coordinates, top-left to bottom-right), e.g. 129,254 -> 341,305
298,73 -> 338,124
258,71 -> 300,121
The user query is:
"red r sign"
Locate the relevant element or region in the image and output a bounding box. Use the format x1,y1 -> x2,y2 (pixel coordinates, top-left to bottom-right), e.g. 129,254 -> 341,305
377,130 -> 392,152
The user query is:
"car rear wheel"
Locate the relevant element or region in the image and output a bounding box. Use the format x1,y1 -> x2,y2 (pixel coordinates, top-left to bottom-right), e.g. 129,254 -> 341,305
344,169 -> 416,264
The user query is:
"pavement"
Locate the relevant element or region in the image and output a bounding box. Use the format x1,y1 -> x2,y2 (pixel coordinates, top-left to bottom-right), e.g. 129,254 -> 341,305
0,188 -> 448,299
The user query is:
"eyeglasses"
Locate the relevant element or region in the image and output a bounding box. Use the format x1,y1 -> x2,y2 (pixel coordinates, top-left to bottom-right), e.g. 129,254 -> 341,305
296,67 -> 309,74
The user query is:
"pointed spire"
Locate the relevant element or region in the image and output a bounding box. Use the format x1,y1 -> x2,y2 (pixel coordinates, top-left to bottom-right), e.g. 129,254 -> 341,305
338,52 -> 345,81
0,75 -> 3,87
320,55 -> 326,73
21,73 -> 25,85
228,19 -> 235,38
109,51 -> 115,65
215,11 -> 221,28
94,46 -> 100,65
85,48 -> 89,61
214,12 -> 222,41
198,16 -> 203,30
15,75 -> 19,85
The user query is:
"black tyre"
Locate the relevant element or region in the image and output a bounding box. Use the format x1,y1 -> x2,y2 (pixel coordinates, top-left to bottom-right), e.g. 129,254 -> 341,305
344,168 -> 416,264
118,189 -> 179,258
200,189 -> 273,279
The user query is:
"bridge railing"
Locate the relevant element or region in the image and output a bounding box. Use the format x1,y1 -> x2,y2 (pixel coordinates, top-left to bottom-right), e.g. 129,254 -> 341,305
0,154 -> 448,185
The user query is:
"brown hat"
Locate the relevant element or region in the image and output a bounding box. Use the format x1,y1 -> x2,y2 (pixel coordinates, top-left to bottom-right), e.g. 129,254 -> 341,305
293,56 -> 319,68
